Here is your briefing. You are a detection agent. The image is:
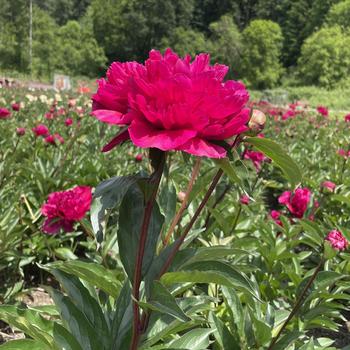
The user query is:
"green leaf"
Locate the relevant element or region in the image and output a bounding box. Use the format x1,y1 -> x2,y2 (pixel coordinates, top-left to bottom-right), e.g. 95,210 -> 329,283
331,194 -> 350,207
53,323 -> 83,350
272,331 -> 303,350
245,137 -> 302,187
42,260 -> 122,298
214,158 -> 242,185
168,328 -> 213,349
0,340 -> 49,350
118,184 -> 164,281
49,289 -> 102,350
91,175 -> 140,242
0,305 -> 55,347
159,181 -> 177,229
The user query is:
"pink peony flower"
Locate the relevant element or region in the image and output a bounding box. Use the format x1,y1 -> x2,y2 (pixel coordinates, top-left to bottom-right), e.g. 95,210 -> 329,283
317,106 -> 328,117
321,181 -> 336,192
270,210 -> 283,226
41,186 -> 92,234
278,188 -> 311,219
92,48 -> 250,158
325,230 -> 348,251
16,127 -> 26,136
244,150 -> 267,171
65,118 -> 73,126
11,103 -> 20,111
32,124 -> 49,137
0,108 -> 11,119
282,109 -> 295,120
344,114 -> 350,122
44,134 -> 56,145
240,195 -> 250,205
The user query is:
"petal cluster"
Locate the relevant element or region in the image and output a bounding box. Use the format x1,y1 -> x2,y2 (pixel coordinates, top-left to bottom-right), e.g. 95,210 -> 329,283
325,230 -> 348,251
92,48 -> 250,158
278,187 -> 311,219
41,186 -> 92,234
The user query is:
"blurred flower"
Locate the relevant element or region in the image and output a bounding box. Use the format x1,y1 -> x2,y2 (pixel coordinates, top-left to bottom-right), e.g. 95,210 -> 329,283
41,186 -> 92,234
44,134 -> 56,145
278,187 -> 311,219
244,150 -> 267,171
270,210 -> 282,226
92,48 -> 250,158
344,114 -> 350,122
45,112 -> 54,120
32,124 -> 49,137
0,107 -> 11,119
68,99 -> 76,108
317,106 -> 328,117
240,195 -> 250,205
16,127 -> 26,136
325,230 -> 348,251
337,148 -> 350,158
11,103 -> 20,111
321,181 -> 336,192
282,109 -> 295,120
65,118 -> 73,126
54,133 -> 65,144
135,153 -> 143,162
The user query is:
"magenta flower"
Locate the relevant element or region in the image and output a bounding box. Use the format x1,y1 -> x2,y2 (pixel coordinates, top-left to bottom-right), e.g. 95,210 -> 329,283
16,127 -> 26,136
278,188 -> 311,219
240,195 -> 250,205
317,106 -> 329,117
65,118 -> 73,126
54,133 -> 65,144
325,230 -> 348,251
282,109 -> 295,120
270,210 -> 283,226
0,108 -> 11,119
321,181 -> 336,192
32,124 -> 49,137
135,154 -> 143,162
44,134 -> 56,145
244,150 -> 267,171
92,48 -> 250,158
344,114 -> 350,122
11,103 -> 20,111
41,186 -> 92,234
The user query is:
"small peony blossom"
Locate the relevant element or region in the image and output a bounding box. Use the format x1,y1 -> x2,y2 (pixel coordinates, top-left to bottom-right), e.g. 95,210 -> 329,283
282,109 -> 295,120
344,114 -> 350,122
270,210 -> 283,226
65,118 -> 73,126
45,112 -> 54,120
240,195 -> 250,205
92,48 -> 250,158
321,181 -> 336,192
325,230 -> 348,251
135,153 -> 143,162
278,187 -> 311,219
16,127 -> 26,136
0,107 -> 11,119
317,106 -> 329,117
244,150 -> 267,171
55,133 -> 65,144
11,103 -> 20,111
41,186 -> 92,234
44,134 -> 56,145
32,124 -> 49,137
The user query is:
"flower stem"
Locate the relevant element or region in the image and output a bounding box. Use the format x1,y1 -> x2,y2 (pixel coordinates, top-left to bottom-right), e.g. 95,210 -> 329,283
267,258 -> 324,350
130,152 -> 166,350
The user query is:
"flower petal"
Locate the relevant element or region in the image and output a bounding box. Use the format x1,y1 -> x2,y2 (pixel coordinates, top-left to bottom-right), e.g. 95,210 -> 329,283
178,138 -> 227,158
102,129 -> 130,152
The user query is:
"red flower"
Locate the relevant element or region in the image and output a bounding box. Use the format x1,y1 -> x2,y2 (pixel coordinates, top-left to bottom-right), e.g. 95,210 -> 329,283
344,114 -> 350,122
54,133 -> 65,144
11,103 -> 20,111
32,124 -> 49,137
92,48 -> 250,158
16,127 -> 26,136
325,230 -> 348,251
278,188 -> 311,219
270,210 -> 282,226
41,186 -> 92,234
65,118 -> 73,126
135,154 -> 143,162
317,106 -> 329,117
0,108 -> 11,119
44,134 -> 56,145
240,195 -> 250,205
244,150 -> 267,171
321,181 -> 336,192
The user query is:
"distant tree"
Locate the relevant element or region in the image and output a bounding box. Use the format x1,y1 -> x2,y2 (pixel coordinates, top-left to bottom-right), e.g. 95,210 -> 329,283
298,26 -> 350,87
241,19 -> 284,89
208,15 -> 242,77
160,27 -> 207,57
327,0 -> 350,28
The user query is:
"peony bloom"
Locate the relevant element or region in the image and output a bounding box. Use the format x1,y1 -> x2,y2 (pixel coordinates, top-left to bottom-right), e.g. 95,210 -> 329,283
278,188 -> 311,219
244,150 -> 267,171
321,181 -> 336,192
270,210 -> 282,226
317,106 -> 328,117
16,127 -> 26,136
54,133 -> 65,144
135,153 -> 143,162
92,48 -> 250,158
44,134 -> 56,145
65,118 -> 73,126
240,195 -> 250,205
45,112 -> 54,120
325,230 -> 348,251
11,103 -> 20,111
41,186 -> 92,234
282,109 -> 295,120
0,108 -> 11,119
32,124 -> 49,137
344,114 -> 350,122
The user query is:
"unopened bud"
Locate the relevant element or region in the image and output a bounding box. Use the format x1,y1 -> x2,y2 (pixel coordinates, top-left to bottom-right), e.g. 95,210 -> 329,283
248,110 -> 266,133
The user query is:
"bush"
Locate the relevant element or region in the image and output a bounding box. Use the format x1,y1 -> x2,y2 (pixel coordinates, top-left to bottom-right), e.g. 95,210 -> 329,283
327,0 -> 350,28
241,19 -> 284,89
298,26 -> 350,88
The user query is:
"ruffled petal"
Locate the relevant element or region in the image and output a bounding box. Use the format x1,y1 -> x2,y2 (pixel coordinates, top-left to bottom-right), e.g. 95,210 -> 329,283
178,138 -> 227,158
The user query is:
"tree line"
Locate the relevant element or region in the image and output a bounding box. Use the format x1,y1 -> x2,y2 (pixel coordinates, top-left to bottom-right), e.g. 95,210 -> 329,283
1,0 -> 350,89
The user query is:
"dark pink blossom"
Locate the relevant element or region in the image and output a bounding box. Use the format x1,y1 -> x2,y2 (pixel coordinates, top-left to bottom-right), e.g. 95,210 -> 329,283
135,154 -> 143,162
325,230 -> 348,251
41,186 -> 92,234
321,181 -> 336,192
0,108 -> 11,119
44,134 -> 56,145
282,110 -> 295,120
54,133 -> 65,144
317,106 -> 328,117
16,127 -> 26,136
270,210 -> 283,226
32,124 -> 49,137
11,103 -> 20,111
278,188 -> 311,219
244,150 -> 267,171
92,48 -> 250,158
344,114 -> 350,122
240,195 -> 250,205
65,118 -> 73,126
